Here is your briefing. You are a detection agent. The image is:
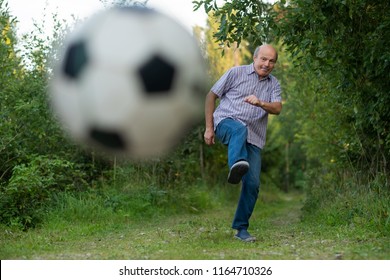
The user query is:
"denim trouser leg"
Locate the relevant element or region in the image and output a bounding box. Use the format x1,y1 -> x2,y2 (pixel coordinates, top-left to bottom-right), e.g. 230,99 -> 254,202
215,118 -> 262,231
232,144 -> 261,230
215,118 -> 248,168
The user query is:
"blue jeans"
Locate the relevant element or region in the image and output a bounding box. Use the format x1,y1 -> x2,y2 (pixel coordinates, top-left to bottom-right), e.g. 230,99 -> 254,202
215,118 -> 262,231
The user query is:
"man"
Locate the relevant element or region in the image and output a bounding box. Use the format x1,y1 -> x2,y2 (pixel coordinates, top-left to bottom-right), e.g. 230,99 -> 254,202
204,44 -> 282,242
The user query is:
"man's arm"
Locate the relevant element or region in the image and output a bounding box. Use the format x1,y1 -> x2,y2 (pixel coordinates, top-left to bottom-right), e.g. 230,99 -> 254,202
204,91 -> 218,145
244,95 -> 282,115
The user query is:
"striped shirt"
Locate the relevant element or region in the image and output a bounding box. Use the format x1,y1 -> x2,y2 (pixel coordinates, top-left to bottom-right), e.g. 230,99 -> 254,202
211,63 -> 282,149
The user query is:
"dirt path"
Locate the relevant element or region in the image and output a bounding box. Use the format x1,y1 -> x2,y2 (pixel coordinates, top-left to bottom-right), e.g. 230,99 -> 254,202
1,190 -> 388,259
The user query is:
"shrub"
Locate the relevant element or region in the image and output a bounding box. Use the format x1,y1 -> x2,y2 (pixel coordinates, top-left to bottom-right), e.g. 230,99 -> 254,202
0,155 -> 88,229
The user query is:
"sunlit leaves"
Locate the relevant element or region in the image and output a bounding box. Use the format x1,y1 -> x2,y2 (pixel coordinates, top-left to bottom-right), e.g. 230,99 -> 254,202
193,0 -> 272,47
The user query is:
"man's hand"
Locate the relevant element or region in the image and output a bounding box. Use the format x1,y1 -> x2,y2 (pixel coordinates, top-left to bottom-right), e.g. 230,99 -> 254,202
244,95 -> 263,107
204,128 -> 215,146
244,95 -> 282,115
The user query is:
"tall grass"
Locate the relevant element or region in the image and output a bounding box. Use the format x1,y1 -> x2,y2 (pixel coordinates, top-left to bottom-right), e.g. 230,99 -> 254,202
301,170 -> 390,236
42,164 -> 235,233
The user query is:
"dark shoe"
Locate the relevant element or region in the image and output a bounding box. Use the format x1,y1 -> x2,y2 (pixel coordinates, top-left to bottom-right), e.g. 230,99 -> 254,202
234,229 -> 256,242
227,160 -> 249,184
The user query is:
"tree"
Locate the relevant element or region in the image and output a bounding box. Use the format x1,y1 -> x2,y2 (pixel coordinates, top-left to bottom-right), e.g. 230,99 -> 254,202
203,11 -> 252,82
1,0 -> 24,181
276,0 -> 390,177
193,0 -> 274,47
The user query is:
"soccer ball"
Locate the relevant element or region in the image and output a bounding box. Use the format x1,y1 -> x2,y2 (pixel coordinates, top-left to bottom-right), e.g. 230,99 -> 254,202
49,6 -> 207,159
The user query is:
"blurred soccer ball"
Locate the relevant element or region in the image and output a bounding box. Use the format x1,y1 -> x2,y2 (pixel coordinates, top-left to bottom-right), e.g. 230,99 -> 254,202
49,6 -> 206,159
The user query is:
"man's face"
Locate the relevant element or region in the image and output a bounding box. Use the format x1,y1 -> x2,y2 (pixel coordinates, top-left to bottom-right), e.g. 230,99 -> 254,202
253,46 -> 277,78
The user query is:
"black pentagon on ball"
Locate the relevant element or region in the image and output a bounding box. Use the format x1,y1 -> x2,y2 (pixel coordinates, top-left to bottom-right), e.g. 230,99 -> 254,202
138,55 -> 176,94
63,41 -> 88,79
90,128 -> 126,150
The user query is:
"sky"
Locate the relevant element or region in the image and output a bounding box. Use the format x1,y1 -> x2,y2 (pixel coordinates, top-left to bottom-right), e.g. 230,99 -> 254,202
6,0 -> 208,36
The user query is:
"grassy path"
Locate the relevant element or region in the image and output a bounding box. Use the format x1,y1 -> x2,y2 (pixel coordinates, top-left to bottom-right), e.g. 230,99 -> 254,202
0,190 -> 388,259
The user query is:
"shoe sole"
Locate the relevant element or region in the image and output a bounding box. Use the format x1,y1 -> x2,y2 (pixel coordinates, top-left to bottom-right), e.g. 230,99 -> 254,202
234,235 -> 256,242
227,161 -> 249,184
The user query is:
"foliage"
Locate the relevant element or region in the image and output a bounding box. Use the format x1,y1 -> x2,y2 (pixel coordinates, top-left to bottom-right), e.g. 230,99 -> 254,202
193,0 -> 274,47
0,1 -> 113,228
0,155 -> 89,229
202,11 -> 252,80
274,0 -> 390,176
1,1 -> 22,179
260,43 -> 307,191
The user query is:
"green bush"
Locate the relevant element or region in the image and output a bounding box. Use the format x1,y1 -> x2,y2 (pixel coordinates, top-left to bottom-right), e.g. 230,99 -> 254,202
0,155 -> 88,229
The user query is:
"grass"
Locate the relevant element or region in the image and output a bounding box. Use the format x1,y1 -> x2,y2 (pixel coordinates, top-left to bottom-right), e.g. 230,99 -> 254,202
0,184 -> 389,260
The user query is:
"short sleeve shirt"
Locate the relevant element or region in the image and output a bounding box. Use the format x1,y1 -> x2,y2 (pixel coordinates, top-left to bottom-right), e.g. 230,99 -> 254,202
211,63 -> 282,149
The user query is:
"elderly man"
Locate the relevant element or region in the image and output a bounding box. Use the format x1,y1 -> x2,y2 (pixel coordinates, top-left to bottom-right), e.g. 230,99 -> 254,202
204,44 -> 282,242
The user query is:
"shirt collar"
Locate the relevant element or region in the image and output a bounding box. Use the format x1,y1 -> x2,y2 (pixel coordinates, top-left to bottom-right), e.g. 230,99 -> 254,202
248,63 -> 270,80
